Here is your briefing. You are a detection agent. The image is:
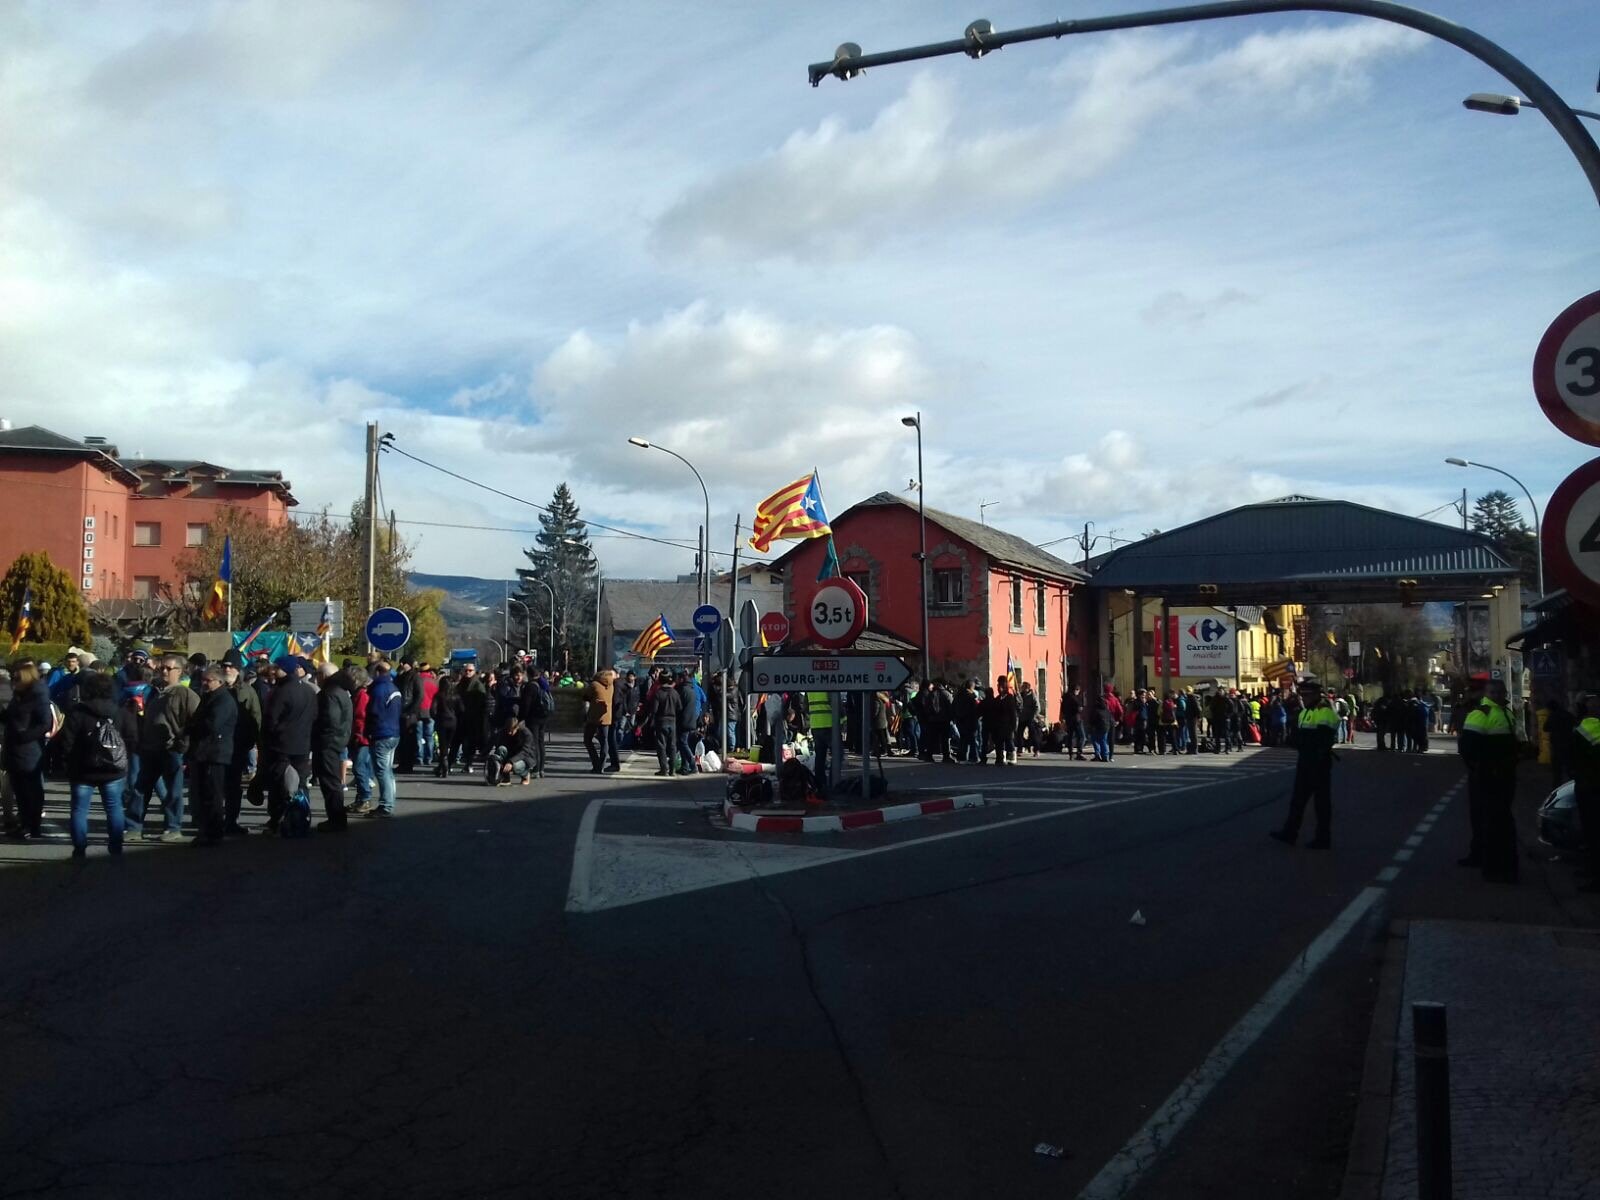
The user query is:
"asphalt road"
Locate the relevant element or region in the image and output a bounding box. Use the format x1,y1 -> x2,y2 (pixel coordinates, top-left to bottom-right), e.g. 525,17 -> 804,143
0,735 -> 1579,1198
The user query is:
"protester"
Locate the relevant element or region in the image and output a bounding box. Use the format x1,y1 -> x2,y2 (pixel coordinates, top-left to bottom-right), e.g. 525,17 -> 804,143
651,673 -> 684,775
131,655 -> 200,843
518,666 -> 553,778
457,661 -> 489,772
394,658 -> 425,773
348,665 -> 374,806
187,666 -> 238,846
55,670 -> 137,857
416,661 -> 439,769
314,665 -> 356,831
2,659 -> 51,841
487,713 -> 539,786
262,655 -> 316,833
581,669 -> 615,774
430,672 -> 463,778
221,650 -> 260,837
1017,681 -> 1040,758
363,660 -> 402,818
987,676 -> 1020,766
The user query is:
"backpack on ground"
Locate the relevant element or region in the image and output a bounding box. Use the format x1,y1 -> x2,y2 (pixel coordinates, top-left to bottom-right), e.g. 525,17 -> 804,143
727,774 -> 773,807
86,716 -> 129,775
777,758 -> 816,807
280,784 -> 313,838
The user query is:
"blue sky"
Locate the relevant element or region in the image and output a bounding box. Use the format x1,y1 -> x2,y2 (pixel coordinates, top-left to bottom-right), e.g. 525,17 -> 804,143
3,0 -> 1597,577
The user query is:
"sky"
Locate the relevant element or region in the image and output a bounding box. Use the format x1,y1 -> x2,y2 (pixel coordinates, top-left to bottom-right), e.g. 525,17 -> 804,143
3,0 -> 1598,580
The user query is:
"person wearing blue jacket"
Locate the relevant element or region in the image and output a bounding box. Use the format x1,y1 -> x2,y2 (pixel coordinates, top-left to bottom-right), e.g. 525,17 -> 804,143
362,661 -> 402,817
675,670 -> 704,776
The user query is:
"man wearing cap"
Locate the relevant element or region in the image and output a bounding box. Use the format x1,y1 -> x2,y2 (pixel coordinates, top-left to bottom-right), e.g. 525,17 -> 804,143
115,648 -> 152,707
220,649 -> 261,836
1271,680 -> 1341,849
261,656 -> 316,833
1458,678 -> 1520,882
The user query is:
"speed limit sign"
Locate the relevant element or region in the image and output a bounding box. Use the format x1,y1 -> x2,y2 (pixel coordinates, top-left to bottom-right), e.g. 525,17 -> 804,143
806,578 -> 868,649
1534,290 -> 1600,445
1544,457 -> 1600,606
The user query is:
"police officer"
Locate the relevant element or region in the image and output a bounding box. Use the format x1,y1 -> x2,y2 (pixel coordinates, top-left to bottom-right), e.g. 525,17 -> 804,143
807,690 -> 834,794
1458,679 -> 1519,883
1567,693 -> 1600,894
1271,680 -> 1339,849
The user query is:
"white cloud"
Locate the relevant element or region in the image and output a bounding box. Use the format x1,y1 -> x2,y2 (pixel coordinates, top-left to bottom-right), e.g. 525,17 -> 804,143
653,22 -> 1427,261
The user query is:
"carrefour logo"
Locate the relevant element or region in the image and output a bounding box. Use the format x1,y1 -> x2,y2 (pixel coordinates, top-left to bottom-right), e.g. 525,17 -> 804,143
1187,618 -> 1228,644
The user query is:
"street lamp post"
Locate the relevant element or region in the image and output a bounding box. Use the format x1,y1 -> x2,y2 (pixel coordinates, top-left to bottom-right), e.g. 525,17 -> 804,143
518,576 -> 557,671
1445,457 -> 1543,598
562,538 -> 603,675
901,414 -> 930,676
506,596 -> 531,653
629,437 -> 711,607
1464,93 -> 1600,122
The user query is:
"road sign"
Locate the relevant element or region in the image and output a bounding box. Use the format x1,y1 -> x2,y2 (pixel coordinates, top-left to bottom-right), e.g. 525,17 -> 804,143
1529,646 -> 1561,678
1544,456 -> 1600,607
1347,639 -> 1362,657
737,599 -> 761,667
1343,667 -> 1356,679
693,634 -> 710,652
365,606 -> 411,653
692,604 -> 721,635
759,611 -> 790,645
712,618 -> 735,673
806,579 -> 867,649
747,654 -> 910,693
1535,290 -> 1600,445
289,600 -> 343,640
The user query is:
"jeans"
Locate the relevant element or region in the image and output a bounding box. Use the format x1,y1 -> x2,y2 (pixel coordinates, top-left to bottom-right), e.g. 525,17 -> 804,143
70,778 -> 127,852
656,721 -> 678,773
1091,732 -> 1110,761
371,736 -> 399,812
605,723 -> 619,769
353,745 -> 373,801
134,749 -> 185,832
676,727 -> 699,773
417,719 -> 435,765
191,761 -> 227,841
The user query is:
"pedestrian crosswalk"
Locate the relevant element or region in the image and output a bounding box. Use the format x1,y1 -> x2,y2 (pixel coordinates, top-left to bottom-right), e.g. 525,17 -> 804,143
962,753 -> 1295,806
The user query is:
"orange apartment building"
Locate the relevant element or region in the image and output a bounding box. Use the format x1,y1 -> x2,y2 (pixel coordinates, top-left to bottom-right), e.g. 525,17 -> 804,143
0,424 -> 295,601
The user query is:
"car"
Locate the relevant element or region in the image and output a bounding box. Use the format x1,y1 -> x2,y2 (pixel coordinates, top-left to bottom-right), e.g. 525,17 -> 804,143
1538,780 -> 1587,852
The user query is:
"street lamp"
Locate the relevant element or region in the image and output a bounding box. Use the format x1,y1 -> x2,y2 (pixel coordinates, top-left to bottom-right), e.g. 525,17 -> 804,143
628,436 -> 711,607
1463,93 -> 1600,122
1445,457 -> 1543,598
519,575 -> 557,671
901,414 -> 929,676
506,595 -> 530,653
563,538 -> 602,675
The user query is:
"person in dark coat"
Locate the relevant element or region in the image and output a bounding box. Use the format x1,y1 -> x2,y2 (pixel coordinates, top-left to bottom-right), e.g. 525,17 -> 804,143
987,676 -> 1021,766
262,657 -> 317,832
487,714 -> 539,785
221,650 -> 260,836
430,674 -> 464,777
2,660 -> 52,841
613,671 -> 639,750
651,674 -> 683,776
393,659 -> 425,773
953,682 -> 980,764
457,662 -> 490,771
1087,689 -> 1112,762
314,667 -> 356,830
515,667 -> 552,778
56,670 -> 140,857
186,667 -> 238,845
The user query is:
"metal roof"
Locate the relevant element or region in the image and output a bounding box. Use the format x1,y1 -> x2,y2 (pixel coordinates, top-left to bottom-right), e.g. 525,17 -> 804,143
602,579 -> 784,634
1092,497 -> 1518,593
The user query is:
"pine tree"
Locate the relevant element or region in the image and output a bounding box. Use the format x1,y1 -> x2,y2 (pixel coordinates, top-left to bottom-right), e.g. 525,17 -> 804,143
0,551 -> 93,648
1470,489 -> 1539,592
516,483 -> 597,673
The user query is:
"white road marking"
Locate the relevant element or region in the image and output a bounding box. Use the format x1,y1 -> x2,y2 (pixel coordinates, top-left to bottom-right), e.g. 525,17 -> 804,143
1393,848 -> 1414,862
564,798 -> 606,913
1404,834 -> 1424,847
1075,886 -> 1386,1200
1375,865 -> 1401,883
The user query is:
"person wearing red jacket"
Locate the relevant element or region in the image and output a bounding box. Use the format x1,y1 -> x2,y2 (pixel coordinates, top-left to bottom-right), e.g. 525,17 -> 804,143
417,664 -> 439,768
348,667 -> 373,810
1104,686 -> 1124,760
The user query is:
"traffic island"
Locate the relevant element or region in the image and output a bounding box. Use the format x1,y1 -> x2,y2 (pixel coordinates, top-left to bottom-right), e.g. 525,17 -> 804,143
721,791 -> 984,833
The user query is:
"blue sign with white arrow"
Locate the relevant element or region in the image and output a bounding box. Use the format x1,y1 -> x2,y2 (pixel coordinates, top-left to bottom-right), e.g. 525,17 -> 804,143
365,607 -> 412,653
692,604 -> 722,635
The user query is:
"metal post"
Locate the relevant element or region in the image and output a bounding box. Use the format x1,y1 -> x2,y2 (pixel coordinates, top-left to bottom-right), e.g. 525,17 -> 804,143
913,413 -> 929,677
1132,592 -> 1144,690
860,690 -> 871,800
592,573 -> 602,676
723,516 -> 743,767
1413,1001 -> 1454,1200
363,422 -> 378,649
503,580 -> 510,654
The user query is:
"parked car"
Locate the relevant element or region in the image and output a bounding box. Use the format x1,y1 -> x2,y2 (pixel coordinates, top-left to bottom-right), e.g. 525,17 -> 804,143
1538,780 -> 1586,851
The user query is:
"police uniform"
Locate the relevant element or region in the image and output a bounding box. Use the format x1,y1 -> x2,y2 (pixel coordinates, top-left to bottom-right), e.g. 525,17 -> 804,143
1568,714 -> 1600,888
1458,694 -> 1518,882
1273,694 -> 1339,847
807,691 -> 834,793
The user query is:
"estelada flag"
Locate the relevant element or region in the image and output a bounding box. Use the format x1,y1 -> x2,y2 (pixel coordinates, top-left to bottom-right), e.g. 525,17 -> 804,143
9,586 -> 32,655
748,471 -> 830,553
203,535 -> 231,620
631,614 -> 676,659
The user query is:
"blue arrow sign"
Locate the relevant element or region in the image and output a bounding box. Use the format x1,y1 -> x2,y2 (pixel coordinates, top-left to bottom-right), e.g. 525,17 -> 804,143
365,607 -> 411,653
692,604 -> 722,635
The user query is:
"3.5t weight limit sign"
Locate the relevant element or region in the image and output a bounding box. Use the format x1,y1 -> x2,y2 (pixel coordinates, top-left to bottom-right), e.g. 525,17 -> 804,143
1534,290 -> 1600,446
807,578 -> 867,649
1544,457 -> 1600,608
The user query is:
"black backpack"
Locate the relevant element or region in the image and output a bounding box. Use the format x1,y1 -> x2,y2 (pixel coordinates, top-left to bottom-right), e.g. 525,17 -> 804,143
527,686 -> 552,721
85,716 -> 129,776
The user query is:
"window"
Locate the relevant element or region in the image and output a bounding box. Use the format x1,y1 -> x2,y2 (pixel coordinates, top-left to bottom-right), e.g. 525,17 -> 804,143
185,523 -> 208,547
932,568 -> 964,607
1010,578 -> 1023,630
1037,667 -> 1048,702
133,522 -> 161,547
131,576 -> 159,600
1034,583 -> 1047,633
182,580 -> 203,601
111,514 -> 119,540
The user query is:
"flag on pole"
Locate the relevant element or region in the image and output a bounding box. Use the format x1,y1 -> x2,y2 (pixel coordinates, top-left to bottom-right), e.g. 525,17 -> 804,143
1325,629 -> 1337,646
749,471 -> 831,553
9,586 -> 32,655
203,535 -> 232,621
816,535 -> 841,582
236,613 -> 275,654
631,614 -> 676,659
315,599 -> 332,638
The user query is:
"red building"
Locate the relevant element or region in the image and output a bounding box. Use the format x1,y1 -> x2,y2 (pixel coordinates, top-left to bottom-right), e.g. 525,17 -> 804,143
0,424 -> 295,601
771,492 -> 1089,696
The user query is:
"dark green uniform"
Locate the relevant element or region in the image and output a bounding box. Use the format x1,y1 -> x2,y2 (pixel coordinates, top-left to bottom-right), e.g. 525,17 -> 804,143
1459,696 -> 1518,882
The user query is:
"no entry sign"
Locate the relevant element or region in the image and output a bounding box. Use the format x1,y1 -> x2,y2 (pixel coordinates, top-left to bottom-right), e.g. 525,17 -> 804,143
1543,456 -> 1600,607
1534,290 -> 1600,445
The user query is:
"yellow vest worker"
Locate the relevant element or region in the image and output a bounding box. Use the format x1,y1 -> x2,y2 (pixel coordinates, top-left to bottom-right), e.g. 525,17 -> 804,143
1570,707 -> 1600,891
1458,686 -> 1519,882
1271,685 -> 1340,849
806,691 -> 835,796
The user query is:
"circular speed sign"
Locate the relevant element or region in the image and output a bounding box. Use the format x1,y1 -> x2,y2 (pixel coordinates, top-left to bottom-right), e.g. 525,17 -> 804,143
807,578 -> 868,649
1544,456 -> 1600,607
1534,290 -> 1600,446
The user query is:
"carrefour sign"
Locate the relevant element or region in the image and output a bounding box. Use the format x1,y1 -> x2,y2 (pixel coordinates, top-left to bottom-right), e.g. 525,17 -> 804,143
1178,613 -> 1234,674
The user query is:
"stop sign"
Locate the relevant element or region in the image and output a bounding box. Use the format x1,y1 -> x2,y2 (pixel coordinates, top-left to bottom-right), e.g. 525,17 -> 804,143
759,611 -> 790,645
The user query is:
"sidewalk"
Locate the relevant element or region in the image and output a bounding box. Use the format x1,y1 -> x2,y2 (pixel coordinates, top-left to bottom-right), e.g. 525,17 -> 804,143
1377,920 -> 1600,1199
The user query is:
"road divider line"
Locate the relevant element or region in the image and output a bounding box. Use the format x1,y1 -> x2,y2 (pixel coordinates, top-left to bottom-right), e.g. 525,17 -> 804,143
1375,865 -> 1401,883
565,798 -> 606,914
1393,848 -> 1414,862
1076,885 -> 1386,1200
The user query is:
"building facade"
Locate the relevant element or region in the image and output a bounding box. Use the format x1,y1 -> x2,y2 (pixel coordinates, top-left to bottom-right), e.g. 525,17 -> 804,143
772,492 -> 1089,698
0,425 -> 295,601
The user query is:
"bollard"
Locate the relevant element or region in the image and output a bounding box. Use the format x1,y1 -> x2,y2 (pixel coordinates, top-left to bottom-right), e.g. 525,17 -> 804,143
1413,1001 -> 1453,1200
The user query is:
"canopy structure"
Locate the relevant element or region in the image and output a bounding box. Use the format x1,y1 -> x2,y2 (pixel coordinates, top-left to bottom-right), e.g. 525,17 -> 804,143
1090,497 -> 1520,605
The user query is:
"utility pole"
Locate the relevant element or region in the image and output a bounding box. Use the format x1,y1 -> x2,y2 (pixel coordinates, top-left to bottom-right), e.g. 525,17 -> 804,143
1461,487 -> 1468,531
363,422 -> 379,647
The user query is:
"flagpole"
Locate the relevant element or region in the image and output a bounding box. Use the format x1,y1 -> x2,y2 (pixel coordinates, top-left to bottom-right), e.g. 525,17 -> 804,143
225,536 -> 233,636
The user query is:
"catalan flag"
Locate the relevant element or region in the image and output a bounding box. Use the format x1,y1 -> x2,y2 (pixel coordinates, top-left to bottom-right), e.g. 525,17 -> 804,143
236,613 -> 274,654
9,586 -> 32,655
203,535 -> 232,621
749,471 -> 830,553
631,614 -> 676,659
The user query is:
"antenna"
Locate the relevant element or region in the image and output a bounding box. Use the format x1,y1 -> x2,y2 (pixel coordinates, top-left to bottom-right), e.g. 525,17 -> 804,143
979,499 -> 997,525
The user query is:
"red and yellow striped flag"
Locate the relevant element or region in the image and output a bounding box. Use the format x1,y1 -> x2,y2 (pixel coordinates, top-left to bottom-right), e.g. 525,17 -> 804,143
631,614 -> 676,659
748,471 -> 830,553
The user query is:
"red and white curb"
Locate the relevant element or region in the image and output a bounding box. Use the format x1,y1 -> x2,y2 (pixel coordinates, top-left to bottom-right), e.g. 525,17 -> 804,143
722,792 -> 985,834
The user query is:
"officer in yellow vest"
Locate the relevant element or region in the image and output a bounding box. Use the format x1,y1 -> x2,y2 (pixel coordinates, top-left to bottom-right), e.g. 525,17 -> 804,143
807,690 -> 834,795
1271,680 -> 1340,848
1458,680 -> 1519,883
1567,693 -> 1600,893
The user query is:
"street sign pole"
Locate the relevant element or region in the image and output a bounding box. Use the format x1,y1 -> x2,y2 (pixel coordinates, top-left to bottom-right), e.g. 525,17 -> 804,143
829,692 -> 841,792
860,690 -> 870,800
724,515 -> 742,766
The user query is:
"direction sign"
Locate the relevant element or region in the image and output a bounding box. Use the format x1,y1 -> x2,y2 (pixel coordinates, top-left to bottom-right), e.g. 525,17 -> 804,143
806,578 -> 868,649
1535,290 -> 1600,445
748,654 -> 910,693
759,611 -> 790,645
737,599 -> 761,667
1544,456 -> 1600,608
365,606 -> 411,654
692,604 -> 722,636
